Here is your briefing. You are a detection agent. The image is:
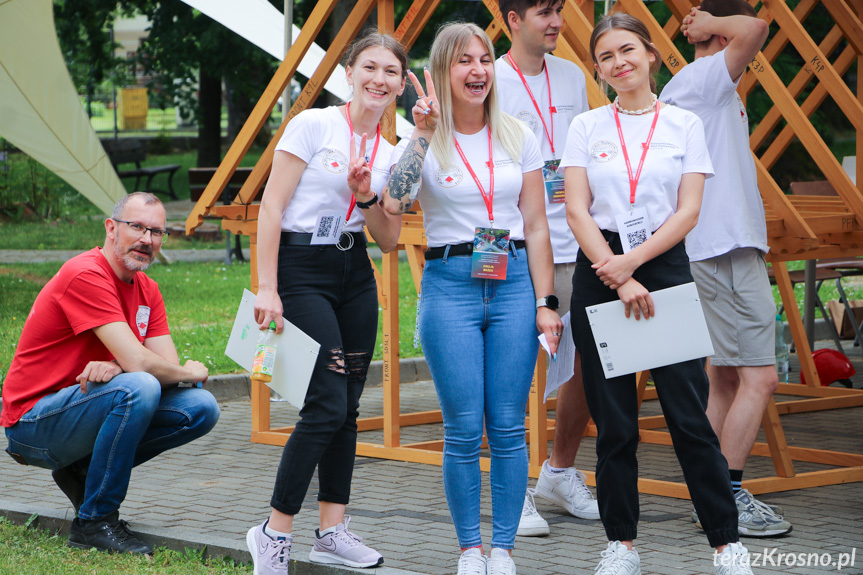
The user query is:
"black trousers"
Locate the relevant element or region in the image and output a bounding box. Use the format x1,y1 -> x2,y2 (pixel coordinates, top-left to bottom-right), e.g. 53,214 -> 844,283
270,242 -> 378,515
571,233 -> 738,548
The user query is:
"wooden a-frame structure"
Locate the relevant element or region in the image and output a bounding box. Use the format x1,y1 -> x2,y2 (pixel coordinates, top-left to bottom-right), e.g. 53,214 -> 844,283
187,0 -> 863,498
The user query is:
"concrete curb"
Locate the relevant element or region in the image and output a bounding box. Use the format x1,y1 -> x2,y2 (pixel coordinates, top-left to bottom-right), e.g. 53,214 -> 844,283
208,357 -> 430,403
0,500 -> 425,575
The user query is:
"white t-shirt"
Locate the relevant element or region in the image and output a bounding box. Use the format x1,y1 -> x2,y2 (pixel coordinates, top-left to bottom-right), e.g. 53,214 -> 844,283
560,104 -> 713,232
274,106 -> 395,233
496,54 -> 589,263
390,123 -> 544,247
660,49 -> 768,261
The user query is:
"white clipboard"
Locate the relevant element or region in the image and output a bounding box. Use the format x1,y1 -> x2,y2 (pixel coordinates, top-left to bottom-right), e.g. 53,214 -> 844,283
586,282 -> 714,378
225,289 -> 320,408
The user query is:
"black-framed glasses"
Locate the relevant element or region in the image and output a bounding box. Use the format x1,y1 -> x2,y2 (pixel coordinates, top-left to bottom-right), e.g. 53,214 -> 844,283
113,219 -> 169,241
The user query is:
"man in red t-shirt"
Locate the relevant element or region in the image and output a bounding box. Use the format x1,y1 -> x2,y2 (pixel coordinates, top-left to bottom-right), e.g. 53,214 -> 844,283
2,192 -> 220,555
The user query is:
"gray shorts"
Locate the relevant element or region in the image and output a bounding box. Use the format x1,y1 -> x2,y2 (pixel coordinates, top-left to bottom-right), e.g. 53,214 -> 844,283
690,248 -> 775,367
555,262 -> 577,315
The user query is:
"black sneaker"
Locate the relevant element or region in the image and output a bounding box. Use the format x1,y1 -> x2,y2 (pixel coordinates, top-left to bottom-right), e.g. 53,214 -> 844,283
68,511 -> 153,555
52,461 -> 88,513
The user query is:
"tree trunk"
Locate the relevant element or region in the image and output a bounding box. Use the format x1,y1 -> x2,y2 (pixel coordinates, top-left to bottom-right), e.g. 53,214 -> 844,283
197,70 -> 222,167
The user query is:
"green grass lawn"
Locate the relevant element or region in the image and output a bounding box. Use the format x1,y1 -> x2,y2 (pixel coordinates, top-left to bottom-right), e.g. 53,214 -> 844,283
0,517 -> 249,575
0,258 -> 421,389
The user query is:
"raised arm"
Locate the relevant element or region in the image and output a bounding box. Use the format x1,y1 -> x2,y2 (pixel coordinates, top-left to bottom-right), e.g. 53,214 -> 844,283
347,133 -> 402,252
682,7 -> 769,81
381,69 -> 439,215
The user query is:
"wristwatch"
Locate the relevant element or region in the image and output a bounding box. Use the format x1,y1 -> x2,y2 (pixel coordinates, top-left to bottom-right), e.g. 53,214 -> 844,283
356,192 -> 379,209
536,295 -> 560,311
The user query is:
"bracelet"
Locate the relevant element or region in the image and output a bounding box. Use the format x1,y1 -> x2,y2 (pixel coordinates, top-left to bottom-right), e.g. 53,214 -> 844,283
356,192 -> 379,209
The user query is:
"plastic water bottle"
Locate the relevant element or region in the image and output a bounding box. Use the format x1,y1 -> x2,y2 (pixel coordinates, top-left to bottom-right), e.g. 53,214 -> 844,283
251,321 -> 277,384
775,314 -> 790,384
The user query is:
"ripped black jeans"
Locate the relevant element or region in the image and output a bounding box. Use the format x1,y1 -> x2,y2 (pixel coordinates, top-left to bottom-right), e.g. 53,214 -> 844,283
270,241 -> 378,515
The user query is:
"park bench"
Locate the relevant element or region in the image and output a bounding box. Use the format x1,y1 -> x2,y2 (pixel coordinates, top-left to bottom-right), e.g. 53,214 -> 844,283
103,138 -> 180,200
188,167 -> 263,264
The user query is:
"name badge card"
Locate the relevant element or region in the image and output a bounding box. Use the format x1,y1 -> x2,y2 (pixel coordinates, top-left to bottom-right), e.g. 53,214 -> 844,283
614,206 -> 652,254
310,210 -> 345,245
543,159 -> 565,204
471,227 -> 510,280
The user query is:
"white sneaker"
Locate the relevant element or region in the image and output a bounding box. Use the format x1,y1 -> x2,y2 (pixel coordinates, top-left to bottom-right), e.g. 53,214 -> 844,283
516,488 -> 550,537
534,461 -> 600,520
595,541 -> 641,575
714,542 -> 755,575
457,548 -> 487,575
487,548 -> 516,575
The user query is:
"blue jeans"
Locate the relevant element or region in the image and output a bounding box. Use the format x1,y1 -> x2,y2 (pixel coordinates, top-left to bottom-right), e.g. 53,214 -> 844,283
419,247 -> 538,550
5,372 -> 220,520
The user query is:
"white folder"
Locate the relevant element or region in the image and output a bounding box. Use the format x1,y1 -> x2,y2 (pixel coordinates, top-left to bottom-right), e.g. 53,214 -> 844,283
225,289 -> 320,408
586,282 -> 714,378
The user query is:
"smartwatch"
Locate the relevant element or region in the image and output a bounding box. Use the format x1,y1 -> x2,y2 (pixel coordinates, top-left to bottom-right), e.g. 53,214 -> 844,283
355,192 -> 379,209
536,295 -> 560,311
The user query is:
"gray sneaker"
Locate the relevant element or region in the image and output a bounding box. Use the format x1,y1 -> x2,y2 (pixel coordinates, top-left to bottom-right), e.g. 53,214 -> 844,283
692,490 -> 791,537
246,521 -> 292,575
308,516 -> 383,568
736,490 -> 792,537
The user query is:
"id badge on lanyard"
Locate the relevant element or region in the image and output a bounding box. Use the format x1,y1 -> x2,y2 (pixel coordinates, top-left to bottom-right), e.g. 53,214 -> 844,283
471,226 -> 510,280
612,101 -> 659,254
543,159 -> 565,204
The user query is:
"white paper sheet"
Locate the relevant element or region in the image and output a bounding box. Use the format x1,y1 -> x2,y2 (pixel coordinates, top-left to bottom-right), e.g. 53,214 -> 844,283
586,282 -> 714,378
537,312 -> 576,402
225,289 -> 320,408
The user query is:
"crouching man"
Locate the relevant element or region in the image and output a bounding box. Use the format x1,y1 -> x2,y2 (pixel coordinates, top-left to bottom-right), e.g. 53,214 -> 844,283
2,192 -> 220,554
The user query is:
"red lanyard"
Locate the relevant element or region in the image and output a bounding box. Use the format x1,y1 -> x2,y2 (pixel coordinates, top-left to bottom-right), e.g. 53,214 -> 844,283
344,101 -> 381,221
506,51 -> 556,158
613,101 -> 660,206
453,127 -> 495,225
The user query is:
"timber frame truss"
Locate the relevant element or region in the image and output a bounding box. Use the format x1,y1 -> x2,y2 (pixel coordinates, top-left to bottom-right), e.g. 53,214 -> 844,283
187,0 -> 863,498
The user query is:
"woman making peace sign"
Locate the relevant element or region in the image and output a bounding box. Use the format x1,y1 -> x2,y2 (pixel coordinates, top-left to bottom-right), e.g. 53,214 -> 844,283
383,22 -> 561,575
247,31 -> 406,575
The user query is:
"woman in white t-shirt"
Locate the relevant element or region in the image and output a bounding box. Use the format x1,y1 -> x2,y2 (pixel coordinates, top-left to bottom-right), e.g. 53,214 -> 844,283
561,14 -> 752,575
246,32 -> 406,572
381,22 -> 561,575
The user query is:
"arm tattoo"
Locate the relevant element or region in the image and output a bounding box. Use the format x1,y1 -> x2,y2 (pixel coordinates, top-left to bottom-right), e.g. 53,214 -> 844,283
386,136 -> 429,213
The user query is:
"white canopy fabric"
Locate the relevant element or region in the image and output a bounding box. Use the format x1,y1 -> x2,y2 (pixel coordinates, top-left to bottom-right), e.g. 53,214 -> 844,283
0,0 -> 126,215
182,0 -> 414,139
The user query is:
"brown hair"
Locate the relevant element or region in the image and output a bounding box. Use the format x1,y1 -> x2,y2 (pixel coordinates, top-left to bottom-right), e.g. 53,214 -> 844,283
344,30 -> 408,78
589,14 -> 661,94
499,0 -> 561,32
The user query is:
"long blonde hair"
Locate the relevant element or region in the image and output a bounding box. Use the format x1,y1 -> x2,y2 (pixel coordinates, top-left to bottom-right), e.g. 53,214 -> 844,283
429,23 -> 525,168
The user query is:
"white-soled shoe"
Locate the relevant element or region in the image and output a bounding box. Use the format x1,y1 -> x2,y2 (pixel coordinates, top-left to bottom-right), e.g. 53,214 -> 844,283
715,541 -> 755,575
594,541 -> 641,575
457,548 -> 487,575
534,461 -> 600,520
516,488 -> 550,537
487,548 -> 516,575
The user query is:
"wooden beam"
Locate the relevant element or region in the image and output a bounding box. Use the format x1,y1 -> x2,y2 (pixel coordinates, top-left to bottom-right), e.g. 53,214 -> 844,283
750,26 -> 846,153
382,250 -> 401,447
821,0 -> 863,55
762,0 -> 863,133
394,0 -> 442,48
748,50 -> 863,216
761,398 -> 795,477
772,262 -> 822,386
754,156 -> 818,243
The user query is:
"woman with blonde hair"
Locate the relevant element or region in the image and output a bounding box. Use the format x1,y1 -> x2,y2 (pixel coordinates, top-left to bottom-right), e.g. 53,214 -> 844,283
383,22 -> 562,575
562,13 -> 754,575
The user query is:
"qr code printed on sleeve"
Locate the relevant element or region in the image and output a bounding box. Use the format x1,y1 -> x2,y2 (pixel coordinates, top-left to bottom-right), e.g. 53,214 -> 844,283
316,215 -> 335,238
627,229 -> 648,248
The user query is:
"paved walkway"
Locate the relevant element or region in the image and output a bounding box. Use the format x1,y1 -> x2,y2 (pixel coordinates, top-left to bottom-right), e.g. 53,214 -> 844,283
1,361 -> 861,574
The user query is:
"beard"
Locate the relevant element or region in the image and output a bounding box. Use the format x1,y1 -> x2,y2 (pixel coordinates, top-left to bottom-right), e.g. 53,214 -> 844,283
114,241 -> 155,272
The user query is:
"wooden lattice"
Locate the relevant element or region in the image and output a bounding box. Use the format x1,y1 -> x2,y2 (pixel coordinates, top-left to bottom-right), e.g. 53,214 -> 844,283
187,0 -> 863,497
